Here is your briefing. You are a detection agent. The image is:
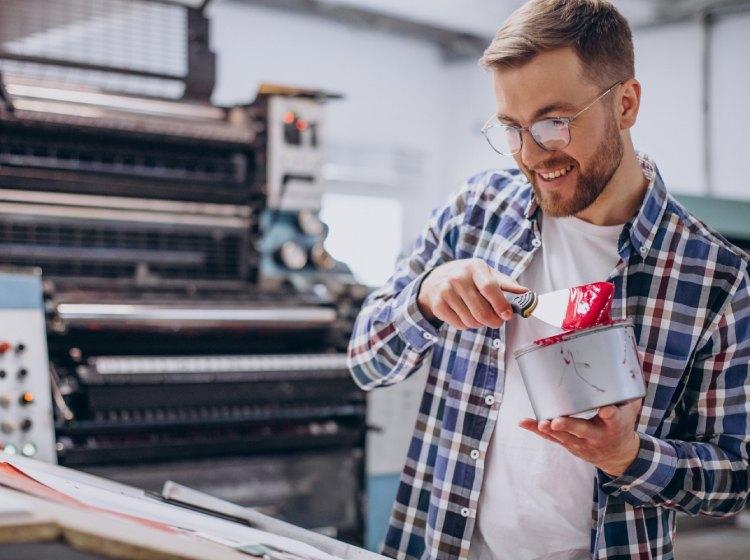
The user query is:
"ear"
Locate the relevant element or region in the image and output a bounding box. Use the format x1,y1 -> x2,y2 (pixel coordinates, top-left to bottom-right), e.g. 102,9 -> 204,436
618,78 -> 641,130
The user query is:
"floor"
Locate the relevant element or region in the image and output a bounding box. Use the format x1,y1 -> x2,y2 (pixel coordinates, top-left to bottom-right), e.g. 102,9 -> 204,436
674,516 -> 750,560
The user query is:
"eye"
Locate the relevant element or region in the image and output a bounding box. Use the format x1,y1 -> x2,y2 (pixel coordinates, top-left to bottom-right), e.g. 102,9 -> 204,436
549,118 -> 567,128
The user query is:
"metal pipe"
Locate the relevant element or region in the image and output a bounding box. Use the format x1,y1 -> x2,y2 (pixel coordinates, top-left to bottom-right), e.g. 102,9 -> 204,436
701,11 -> 714,195
56,303 -> 338,329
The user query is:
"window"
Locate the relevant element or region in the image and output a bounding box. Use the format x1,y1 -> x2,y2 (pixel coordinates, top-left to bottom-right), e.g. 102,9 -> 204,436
320,193 -> 403,288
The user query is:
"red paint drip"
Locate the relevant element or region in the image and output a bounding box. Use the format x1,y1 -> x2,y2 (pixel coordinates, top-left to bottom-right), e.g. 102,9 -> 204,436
534,281 -> 616,346
534,332 -> 568,347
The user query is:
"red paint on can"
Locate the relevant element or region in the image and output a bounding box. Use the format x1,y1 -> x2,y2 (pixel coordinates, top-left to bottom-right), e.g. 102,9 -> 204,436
533,281 -> 616,346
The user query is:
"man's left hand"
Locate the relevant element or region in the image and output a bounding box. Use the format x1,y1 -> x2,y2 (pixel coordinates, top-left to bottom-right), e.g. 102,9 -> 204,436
519,398 -> 643,477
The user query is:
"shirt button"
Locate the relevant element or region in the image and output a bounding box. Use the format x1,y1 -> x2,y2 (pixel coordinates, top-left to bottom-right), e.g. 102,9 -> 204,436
639,246 -> 647,255
491,339 -> 502,349
470,449 -> 480,460
484,394 -> 496,406
531,238 -> 542,248
422,332 -> 436,341
460,507 -> 471,518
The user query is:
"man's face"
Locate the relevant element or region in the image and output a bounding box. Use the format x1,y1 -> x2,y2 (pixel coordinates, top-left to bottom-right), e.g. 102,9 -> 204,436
491,47 -> 623,217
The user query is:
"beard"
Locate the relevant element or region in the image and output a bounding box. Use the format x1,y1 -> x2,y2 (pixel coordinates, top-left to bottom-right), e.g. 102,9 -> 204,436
524,115 -> 624,217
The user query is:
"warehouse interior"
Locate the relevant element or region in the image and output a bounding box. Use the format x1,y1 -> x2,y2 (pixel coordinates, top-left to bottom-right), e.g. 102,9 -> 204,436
0,1 -> 749,559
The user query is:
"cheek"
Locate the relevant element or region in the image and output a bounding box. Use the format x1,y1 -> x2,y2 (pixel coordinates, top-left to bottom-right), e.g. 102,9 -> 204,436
559,147 -> 585,169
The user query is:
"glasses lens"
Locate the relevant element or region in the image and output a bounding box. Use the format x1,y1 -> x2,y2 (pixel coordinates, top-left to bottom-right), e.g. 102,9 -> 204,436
483,125 -> 521,155
530,118 -> 570,151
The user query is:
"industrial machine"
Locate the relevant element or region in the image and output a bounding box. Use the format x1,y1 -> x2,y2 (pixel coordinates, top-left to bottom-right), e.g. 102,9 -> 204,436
0,0 -> 368,545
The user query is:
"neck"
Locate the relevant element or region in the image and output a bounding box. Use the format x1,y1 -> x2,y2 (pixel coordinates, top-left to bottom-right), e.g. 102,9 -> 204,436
575,142 -> 649,226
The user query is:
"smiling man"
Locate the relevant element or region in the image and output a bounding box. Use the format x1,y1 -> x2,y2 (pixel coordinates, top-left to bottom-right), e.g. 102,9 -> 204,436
348,1 -> 750,559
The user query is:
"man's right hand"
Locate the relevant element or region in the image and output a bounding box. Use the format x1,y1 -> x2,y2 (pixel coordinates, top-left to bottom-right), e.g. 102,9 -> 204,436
417,258 -> 529,330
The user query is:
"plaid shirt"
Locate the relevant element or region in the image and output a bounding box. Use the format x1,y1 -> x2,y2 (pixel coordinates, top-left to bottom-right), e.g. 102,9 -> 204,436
348,153 -> 750,560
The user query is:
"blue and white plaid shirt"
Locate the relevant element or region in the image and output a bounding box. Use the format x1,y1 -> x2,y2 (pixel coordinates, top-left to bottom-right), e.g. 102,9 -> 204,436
348,153 -> 750,560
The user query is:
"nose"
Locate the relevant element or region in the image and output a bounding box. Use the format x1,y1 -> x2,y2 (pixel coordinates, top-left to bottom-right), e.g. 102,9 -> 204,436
518,129 -> 549,171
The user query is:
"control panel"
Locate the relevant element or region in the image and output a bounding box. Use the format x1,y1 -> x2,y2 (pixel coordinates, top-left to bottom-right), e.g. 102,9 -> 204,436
266,95 -> 325,212
0,270 -> 56,463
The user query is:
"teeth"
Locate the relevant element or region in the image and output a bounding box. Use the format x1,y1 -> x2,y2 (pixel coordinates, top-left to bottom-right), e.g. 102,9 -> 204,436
540,164 -> 574,180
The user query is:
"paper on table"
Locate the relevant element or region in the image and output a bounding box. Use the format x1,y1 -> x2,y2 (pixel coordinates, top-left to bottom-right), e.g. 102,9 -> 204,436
0,490 -> 32,517
0,462 -> 178,533
0,459 -> 339,560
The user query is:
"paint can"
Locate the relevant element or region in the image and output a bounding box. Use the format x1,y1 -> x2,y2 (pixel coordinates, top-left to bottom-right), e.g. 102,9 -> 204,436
513,321 -> 645,421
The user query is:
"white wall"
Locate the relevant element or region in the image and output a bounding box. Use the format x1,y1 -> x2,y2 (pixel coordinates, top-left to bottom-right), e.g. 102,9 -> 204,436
440,60 -> 512,192
632,22 -> 705,195
710,12 -> 750,200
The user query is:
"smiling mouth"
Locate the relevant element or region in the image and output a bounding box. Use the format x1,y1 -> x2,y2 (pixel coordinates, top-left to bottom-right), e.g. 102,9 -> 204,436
537,164 -> 575,181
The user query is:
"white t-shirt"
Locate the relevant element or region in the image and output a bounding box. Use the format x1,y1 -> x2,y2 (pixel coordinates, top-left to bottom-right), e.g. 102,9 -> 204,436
468,214 -> 623,560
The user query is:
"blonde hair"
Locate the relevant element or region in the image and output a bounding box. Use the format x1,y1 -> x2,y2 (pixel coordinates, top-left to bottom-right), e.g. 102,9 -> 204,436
479,0 -> 634,87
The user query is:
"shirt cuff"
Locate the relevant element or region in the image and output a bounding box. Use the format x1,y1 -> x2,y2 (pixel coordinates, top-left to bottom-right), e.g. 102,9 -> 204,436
392,270 -> 440,351
598,432 -> 678,507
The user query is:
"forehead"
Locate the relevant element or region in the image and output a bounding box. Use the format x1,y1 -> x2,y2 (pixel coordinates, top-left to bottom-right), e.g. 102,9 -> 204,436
491,47 -> 596,123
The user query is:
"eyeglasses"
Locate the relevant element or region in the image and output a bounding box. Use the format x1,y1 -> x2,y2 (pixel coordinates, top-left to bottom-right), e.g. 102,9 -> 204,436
480,81 -> 624,156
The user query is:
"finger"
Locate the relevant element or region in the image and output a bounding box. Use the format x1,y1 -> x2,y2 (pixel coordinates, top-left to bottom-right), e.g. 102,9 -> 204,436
490,268 -> 528,294
550,416 -> 597,440
540,420 -> 585,447
453,279 -> 502,327
442,290 -> 482,328
432,300 -> 470,330
597,405 -> 619,423
519,419 -> 563,445
537,420 -> 569,444
472,266 -> 513,321
611,398 -> 643,428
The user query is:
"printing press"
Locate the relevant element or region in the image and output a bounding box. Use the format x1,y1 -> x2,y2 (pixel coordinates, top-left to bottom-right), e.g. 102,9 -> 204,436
0,1 -> 369,545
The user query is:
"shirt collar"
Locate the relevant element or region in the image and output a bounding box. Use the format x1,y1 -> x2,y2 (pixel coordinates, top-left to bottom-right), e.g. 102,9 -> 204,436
521,152 -> 668,259
523,185 -> 539,220
619,152 -> 668,260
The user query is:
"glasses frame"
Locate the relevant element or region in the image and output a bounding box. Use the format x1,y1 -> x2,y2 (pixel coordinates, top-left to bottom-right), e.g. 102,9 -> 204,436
481,80 -> 625,156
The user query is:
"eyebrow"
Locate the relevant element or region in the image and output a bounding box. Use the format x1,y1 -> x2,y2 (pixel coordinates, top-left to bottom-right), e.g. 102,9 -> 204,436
497,101 -> 578,124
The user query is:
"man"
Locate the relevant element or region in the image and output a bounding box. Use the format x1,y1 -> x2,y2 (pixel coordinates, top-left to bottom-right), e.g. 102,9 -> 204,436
348,1 -> 750,559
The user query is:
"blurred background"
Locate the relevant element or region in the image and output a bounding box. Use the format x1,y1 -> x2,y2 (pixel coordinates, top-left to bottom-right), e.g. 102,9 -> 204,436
0,1 -> 748,558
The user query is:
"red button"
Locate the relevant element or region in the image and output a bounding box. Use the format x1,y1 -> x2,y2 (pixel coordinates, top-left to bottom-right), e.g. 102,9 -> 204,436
0,342 -> 11,354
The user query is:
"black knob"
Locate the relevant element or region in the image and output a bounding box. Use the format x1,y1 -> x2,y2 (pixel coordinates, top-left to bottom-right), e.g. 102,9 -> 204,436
17,368 -> 28,379
20,418 -> 32,432
0,370 -> 5,379
15,343 -> 25,354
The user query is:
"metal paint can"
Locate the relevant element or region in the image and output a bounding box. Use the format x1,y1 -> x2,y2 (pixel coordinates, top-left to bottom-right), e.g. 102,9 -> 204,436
513,321 -> 645,420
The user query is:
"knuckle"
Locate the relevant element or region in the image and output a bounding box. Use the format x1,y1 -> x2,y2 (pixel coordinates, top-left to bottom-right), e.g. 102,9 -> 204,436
478,310 -> 498,325
464,316 -> 480,328
447,276 -> 464,289
475,278 -> 494,293
437,284 -> 453,299
434,301 -> 450,315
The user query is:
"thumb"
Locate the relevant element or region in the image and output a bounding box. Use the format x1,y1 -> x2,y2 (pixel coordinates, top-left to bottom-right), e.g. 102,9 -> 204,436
490,269 -> 528,294
597,405 -> 618,423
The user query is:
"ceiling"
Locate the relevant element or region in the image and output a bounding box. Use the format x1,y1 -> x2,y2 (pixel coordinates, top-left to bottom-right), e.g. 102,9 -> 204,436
221,0 -> 750,60
315,0 -> 663,37
309,0 -> 750,37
